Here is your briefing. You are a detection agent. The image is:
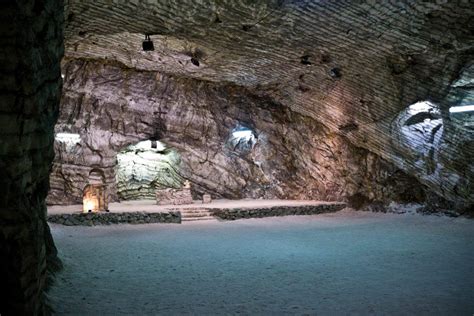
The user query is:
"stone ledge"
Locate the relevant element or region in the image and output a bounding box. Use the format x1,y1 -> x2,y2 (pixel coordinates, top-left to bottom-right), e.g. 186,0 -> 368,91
47,211 -> 181,226
211,203 -> 346,220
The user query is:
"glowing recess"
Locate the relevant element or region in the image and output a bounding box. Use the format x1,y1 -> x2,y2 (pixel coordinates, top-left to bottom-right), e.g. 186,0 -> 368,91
134,140 -> 166,151
232,130 -> 254,141
56,133 -> 80,144
407,101 -> 438,115
449,105 -> 474,113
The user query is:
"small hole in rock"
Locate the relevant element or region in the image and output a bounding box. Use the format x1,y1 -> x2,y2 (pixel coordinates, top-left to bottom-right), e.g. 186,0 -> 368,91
300,55 -> 311,65
330,67 -> 342,79
321,53 -> 331,63
191,58 -> 200,67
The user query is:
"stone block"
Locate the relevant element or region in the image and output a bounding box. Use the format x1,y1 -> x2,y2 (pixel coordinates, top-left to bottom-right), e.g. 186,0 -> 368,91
202,194 -> 212,204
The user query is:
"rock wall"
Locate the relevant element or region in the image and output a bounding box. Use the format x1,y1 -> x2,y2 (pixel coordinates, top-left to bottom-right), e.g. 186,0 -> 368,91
0,0 -> 63,314
49,59 -> 427,208
116,141 -> 184,200
59,1 -> 473,210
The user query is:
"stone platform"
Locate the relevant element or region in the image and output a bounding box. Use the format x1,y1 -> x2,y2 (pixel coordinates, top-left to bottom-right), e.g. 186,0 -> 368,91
47,199 -> 346,225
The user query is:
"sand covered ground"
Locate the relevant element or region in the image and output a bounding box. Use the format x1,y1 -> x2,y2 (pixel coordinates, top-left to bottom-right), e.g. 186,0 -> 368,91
48,210 -> 474,315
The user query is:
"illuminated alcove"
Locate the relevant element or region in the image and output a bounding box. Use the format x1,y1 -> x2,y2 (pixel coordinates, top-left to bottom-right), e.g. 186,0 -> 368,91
115,140 -> 184,200
227,125 -> 257,153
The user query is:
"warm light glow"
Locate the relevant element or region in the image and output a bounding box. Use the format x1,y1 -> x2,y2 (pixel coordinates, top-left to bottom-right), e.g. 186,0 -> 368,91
83,197 -> 98,213
449,105 -> 474,113
56,133 -> 80,144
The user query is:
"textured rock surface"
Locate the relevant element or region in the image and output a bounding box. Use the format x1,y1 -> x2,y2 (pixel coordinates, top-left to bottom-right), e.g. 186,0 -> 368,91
156,184 -> 193,206
0,0 -> 63,314
51,1 -> 474,211
47,211 -> 181,225
116,141 -> 183,200
49,59 -> 428,208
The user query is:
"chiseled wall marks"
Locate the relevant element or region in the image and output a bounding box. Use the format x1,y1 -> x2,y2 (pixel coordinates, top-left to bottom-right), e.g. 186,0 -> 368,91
0,0 -> 64,314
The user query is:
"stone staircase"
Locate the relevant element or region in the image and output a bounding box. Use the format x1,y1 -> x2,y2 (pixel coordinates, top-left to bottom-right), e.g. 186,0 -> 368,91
180,208 -> 216,222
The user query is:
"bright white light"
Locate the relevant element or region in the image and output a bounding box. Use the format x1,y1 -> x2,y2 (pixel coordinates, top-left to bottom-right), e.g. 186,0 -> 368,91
232,130 -> 253,140
55,133 -> 80,144
61,74 -> 65,79
407,101 -> 439,115
449,105 -> 474,113
83,198 -> 97,213
133,140 -> 166,151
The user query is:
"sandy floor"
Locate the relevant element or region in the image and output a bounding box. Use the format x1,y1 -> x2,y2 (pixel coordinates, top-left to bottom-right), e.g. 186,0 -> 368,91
47,199 -> 341,215
48,210 -> 474,315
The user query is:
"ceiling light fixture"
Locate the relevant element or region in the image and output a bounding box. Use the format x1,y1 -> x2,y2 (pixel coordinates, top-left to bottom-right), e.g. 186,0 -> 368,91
449,105 -> 474,113
142,34 -> 154,51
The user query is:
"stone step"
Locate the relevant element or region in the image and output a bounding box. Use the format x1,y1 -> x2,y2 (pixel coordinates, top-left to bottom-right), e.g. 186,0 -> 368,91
180,210 -> 212,214
181,210 -> 212,215
180,210 -> 212,216
180,208 -> 209,213
182,216 -> 216,221
180,208 -> 215,221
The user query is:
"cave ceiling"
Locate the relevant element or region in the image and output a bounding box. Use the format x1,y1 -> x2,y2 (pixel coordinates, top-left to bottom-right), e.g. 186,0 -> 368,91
64,1 -> 473,131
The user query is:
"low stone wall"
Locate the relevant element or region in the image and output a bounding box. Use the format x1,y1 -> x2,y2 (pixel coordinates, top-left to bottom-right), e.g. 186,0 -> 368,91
48,211 -> 181,226
211,203 -> 346,220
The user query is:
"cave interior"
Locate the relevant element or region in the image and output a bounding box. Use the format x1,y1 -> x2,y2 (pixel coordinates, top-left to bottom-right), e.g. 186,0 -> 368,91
0,0 -> 473,314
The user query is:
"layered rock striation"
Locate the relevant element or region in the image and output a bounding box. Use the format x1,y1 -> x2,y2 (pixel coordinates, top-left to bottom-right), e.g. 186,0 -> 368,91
52,0 -> 473,211
50,59 -> 428,208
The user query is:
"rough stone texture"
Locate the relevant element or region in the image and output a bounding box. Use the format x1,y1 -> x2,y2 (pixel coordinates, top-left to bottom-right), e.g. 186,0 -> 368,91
202,194 -> 212,204
49,59 -> 427,209
116,141 -> 184,200
211,203 -> 347,221
156,185 -> 193,206
55,1 -> 473,211
0,0 -> 64,314
47,211 -> 181,225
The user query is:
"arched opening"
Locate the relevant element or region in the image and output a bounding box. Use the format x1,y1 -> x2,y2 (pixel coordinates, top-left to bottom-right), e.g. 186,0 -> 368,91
82,169 -> 108,213
115,140 -> 185,201
227,125 -> 257,153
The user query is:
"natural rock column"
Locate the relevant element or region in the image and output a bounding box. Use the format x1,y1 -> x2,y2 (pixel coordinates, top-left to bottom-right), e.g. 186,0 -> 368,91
0,0 -> 63,314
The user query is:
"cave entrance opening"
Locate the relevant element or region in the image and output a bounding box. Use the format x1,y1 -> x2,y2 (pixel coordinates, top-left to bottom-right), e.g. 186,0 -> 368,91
115,140 -> 184,201
83,169 -> 108,213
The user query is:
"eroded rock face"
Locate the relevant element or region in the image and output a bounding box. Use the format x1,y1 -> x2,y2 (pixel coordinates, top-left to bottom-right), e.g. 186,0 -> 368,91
55,1 -> 473,210
0,0 -> 63,314
49,59 -> 426,207
116,141 -> 183,200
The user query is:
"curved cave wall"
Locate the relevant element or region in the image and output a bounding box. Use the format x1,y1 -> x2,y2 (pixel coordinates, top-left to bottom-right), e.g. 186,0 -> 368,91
53,0 -> 473,212
49,59 -> 428,206
0,0 -> 63,314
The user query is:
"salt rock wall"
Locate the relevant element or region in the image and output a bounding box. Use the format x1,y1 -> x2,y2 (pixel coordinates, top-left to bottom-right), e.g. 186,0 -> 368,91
61,0 -> 474,210
0,0 -> 63,314
116,142 -> 184,200
49,59 -> 426,206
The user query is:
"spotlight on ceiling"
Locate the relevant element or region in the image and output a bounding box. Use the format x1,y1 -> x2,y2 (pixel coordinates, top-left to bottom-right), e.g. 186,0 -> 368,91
142,34 -> 154,51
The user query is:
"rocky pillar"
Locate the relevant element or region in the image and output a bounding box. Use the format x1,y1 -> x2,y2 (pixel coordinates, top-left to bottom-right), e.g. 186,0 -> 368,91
0,0 -> 63,314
